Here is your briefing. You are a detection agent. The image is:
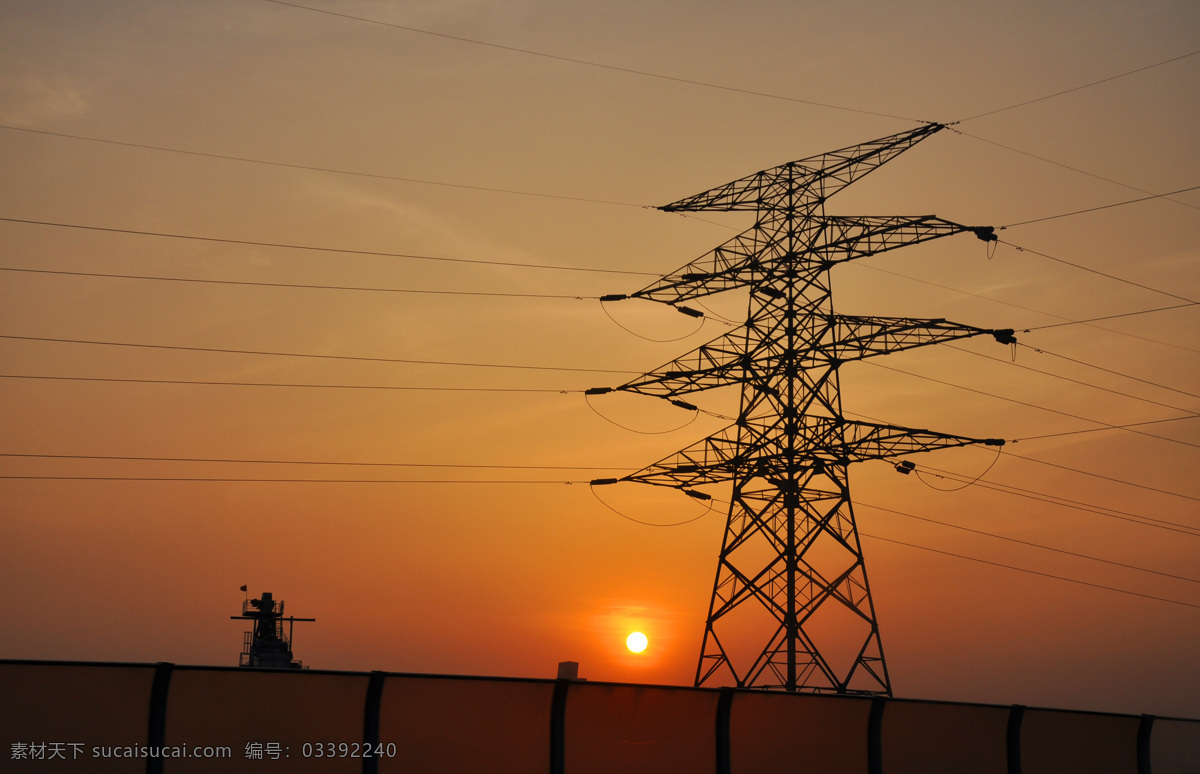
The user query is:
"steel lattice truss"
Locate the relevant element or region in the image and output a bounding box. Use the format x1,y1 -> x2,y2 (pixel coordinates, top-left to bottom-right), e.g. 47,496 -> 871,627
591,123 -> 1014,695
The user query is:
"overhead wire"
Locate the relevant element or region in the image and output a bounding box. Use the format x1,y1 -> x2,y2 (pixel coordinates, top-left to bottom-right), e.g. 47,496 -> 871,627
0,374 -> 579,393
0,452 -> 626,471
1023,302 -> 1199,332
1015,414 -> 1198,442
863,360 -> 1200,450
943,343 -> 1199,414
1001,184 -> 1200,228
259,0 -> 921,123
1016,343 -> 1200,401
849,262 -> 1200,356
998,239 -> 1198,305
948,128 -> 1200,213
858,501 -> 1200,584
0,335 -> 638,375
0,266 -> 599,300
957,47 -> 1200,122
0,125 -> 644,208
0,216 -> 658,277
899,462 -> 1200,536
860,532 -> 1200,611
0,475 -> 585,484
998,449 -> 1200,504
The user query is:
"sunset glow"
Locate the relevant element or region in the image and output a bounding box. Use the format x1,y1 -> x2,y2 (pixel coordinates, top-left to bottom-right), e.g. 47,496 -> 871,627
0,0 -> 1196,719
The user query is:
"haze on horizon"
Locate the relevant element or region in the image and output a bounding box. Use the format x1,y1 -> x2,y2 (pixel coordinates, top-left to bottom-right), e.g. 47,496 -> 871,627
0,0 -> 1197,718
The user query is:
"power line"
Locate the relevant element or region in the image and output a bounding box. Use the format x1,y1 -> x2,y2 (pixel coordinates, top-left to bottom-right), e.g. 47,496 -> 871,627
1023,302 -> 1199,332
1015,414 -> 1199,442
859,501 -> 1200,583
844,408 -> 1200,505
0,452 -> 625,471
0,125 -> 643,208
0,335 -> 637,375
861,532 -> 1200,611
864,360 -> 1200,450
999,450 -> 1200,504
260,0 -> 920,122
949,129 -> 1200,213
0,475 -> 584,484
958,48 -> 1200,122
0,266 -> 598,300
908,462 -> 1200,536
998,239 -> 1197,305
0,216 -> 658,277
0,374 -> 578,393
1017,343 -> 1200,402
851,262 -> 1200,355
944,343 -> 1198,414
1002,184 -> 1200,228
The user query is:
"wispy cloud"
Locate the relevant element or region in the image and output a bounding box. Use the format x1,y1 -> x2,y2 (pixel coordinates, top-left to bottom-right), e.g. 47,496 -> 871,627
0,73 -> 89,127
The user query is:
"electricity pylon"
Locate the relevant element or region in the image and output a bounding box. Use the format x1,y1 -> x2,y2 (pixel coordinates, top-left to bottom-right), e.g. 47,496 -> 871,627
590,123 -> 1015,694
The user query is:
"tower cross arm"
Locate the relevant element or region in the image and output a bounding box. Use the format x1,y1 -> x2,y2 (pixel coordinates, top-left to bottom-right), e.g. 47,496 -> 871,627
625,224 -> 774,306
790,215 -> 996,270
659,123 -> 945,213
833,419 -> 1004,463
601,424 -> 752,489
592,326 -> 760,400
829,314 -> 1016,362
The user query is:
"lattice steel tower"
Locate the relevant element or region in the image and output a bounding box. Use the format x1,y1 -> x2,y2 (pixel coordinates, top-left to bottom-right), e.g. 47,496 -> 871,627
591,123 -> 1014,694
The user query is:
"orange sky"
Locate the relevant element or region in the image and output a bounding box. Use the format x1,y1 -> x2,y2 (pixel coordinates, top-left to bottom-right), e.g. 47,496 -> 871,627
1,0 -> 1197,717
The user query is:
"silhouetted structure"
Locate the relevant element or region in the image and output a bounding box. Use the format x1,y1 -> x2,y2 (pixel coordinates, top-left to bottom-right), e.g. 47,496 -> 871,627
230,591 -> 314,669
592,123 -> 1013,694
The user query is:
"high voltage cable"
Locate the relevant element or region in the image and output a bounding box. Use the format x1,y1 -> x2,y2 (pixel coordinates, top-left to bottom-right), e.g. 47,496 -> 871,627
259,1 -> 1200,211
999,239 -> 1198,305
851,262 -> 1200,356
1000,450 -> 1200,504
0,335 -> 637,375
858,501 -> 1200,583
3,446 -> 1194,506
3,64 -> 1191,229
949,128 -> 1200,213
843,409 -> 1200,529
944,344 -> 1198,413
0,266 -> 598,300
1016,414 -> 1198,442
957,48 -> 1200,122
0,452 -> 625,471
1024,302 -> 1199,333
0,216 -> 657,277
1002,184 -> 1200,228
864,360 -> 1200,450
0,475 -> 584,484
1017,343 -> 1200,402
0,374 -> 577,393
260,0 -> 920,122
861,532 -> 1200,611
907,462 -> 1200,536
0,126 -> 644,208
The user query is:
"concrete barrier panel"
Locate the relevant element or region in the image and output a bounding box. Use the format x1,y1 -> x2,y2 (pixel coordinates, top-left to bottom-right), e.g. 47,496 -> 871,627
1151,718 -> 1200,774
729,691 -> 871,774
564,683 -> 719,774
0,662 -> 155,773
881,700 -> 1008,774
163,668 -> 368,773
378,676 -> 554,774
1021,709 -> 1139,774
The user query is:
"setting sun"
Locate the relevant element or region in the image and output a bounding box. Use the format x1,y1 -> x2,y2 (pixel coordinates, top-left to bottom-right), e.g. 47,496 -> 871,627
626,632 -> 649,653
